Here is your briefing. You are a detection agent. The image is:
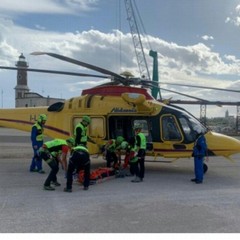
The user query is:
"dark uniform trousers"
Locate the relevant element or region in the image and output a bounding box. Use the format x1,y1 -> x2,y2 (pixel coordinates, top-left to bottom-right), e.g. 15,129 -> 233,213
66,150 -> 90,189
130,149 -> 146,179
106,151 -> 118,168
40,151 -> 59,186
136,149 -> 146,179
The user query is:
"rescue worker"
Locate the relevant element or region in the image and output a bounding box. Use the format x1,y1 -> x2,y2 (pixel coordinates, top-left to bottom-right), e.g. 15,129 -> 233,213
74,115 -> 95,146
191,127 -> 208,184
104,136 -> 124,169
131,123 -> 146,183
29,114 -> 47,173
64,144 -> 91,192
116,137 -> 135,177
39,138 -> 75,191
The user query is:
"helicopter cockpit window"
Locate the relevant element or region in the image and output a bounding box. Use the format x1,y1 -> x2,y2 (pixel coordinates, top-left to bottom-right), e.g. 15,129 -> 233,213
179,114 -> 206,142
162,116 -> 181,141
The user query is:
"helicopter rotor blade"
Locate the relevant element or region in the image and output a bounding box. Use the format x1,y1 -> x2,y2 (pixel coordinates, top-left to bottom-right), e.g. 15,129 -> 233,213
160,82 -> 240,93
138,80 -> 209,101
139,79 -> 240,93
160,87 -> 209,102
31,51 -> 126,83
0,66 -> 110,78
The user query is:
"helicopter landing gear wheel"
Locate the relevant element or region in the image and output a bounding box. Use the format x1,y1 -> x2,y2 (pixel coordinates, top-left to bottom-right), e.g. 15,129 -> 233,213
203,163 -> 208,174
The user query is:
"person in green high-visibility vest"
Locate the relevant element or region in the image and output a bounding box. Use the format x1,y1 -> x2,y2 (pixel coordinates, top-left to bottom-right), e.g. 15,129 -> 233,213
131,124 -> 146,183
74,115 -> 96,147
64,144 -> 91,192
39,138 -> 75,191
104,136 -> 124,169
29,114 -> 47,174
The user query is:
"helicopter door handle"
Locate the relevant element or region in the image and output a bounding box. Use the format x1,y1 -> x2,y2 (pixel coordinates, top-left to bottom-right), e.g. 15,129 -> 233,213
173,144 -> 186,150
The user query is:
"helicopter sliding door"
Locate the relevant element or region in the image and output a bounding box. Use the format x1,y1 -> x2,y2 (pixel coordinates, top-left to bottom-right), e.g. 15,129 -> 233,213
108,116 -> 133,140
108,116 -> 152,143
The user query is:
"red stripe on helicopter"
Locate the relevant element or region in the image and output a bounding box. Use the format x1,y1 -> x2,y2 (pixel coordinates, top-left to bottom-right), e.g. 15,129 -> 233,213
0,118 -> 70,136
82,85 -> 154,99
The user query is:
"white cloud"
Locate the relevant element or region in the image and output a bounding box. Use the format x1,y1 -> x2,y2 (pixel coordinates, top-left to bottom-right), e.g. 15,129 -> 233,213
35,25 -> 46,31
1,5 -> 240,115
236,4 -> 240,13
225,4 -> 240,27
1,24 -> 239,99
0,0 -> 99,16
201,35 -> 214,41
149,37 -> 240,79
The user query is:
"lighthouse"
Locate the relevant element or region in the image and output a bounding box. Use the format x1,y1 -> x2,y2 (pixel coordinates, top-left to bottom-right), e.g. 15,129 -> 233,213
14,53 -> 30,107
13,53 -> 64,107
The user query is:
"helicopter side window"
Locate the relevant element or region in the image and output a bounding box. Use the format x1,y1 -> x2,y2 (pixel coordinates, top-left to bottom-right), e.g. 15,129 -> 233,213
72,117 -> 105,138
179,115 -> 206,143
161,116 -> 181,141
133,119 -> 152,142
179,117 -> 194,142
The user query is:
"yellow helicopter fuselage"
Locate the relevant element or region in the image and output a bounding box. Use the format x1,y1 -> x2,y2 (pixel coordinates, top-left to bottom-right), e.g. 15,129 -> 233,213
0,85 -> 239,160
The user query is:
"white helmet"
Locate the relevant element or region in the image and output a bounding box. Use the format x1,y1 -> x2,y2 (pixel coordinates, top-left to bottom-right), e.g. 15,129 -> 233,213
193,125 -> 202,134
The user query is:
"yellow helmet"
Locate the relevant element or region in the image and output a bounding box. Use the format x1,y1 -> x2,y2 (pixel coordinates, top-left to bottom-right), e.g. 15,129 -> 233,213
66,137 -> 75,145
82,115 -> 91,124
116,136 -> 124,145
38,114 -> 47,122
120,141 -> 128,149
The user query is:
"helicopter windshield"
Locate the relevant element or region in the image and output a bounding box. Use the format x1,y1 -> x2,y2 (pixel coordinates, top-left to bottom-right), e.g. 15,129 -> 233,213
178,113 -> 207,143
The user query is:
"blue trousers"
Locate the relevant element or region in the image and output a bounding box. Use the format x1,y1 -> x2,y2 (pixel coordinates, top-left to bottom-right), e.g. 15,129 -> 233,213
29,146 -> 43,171
194,156 -> 204,182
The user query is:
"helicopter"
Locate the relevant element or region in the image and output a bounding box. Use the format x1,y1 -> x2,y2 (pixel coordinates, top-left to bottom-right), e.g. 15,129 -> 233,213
0,51 -> 240,173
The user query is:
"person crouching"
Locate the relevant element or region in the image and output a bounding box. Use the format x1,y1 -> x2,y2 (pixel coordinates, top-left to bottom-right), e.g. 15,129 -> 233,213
39,138 -> 74,191
64,145 -> 90,192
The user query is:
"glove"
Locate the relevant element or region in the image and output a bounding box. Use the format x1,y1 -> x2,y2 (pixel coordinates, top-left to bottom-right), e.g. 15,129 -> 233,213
35,150 -> 41,161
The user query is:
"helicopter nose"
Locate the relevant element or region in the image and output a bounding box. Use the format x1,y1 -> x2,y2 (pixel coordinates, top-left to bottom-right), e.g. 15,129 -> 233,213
205,131 -> 240,157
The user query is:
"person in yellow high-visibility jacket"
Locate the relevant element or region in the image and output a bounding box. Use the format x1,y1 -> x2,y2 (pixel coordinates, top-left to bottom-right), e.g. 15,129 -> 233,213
131,124 -> 146,183
39,138 -> 75,191
74,115 -> 96,146
29,114 -> 47,173
104,136 -> 124,169
64,144 -> 91,193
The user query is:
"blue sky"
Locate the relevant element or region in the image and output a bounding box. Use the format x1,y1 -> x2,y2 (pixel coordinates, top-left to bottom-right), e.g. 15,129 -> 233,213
0,0 -> 240,118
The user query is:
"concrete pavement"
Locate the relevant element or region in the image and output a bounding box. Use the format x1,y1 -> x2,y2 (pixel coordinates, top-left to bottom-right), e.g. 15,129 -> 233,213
0,127 -> 240,233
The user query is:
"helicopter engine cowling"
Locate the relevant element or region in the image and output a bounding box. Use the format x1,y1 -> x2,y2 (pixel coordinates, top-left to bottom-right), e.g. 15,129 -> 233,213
121,92 -> 155,113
